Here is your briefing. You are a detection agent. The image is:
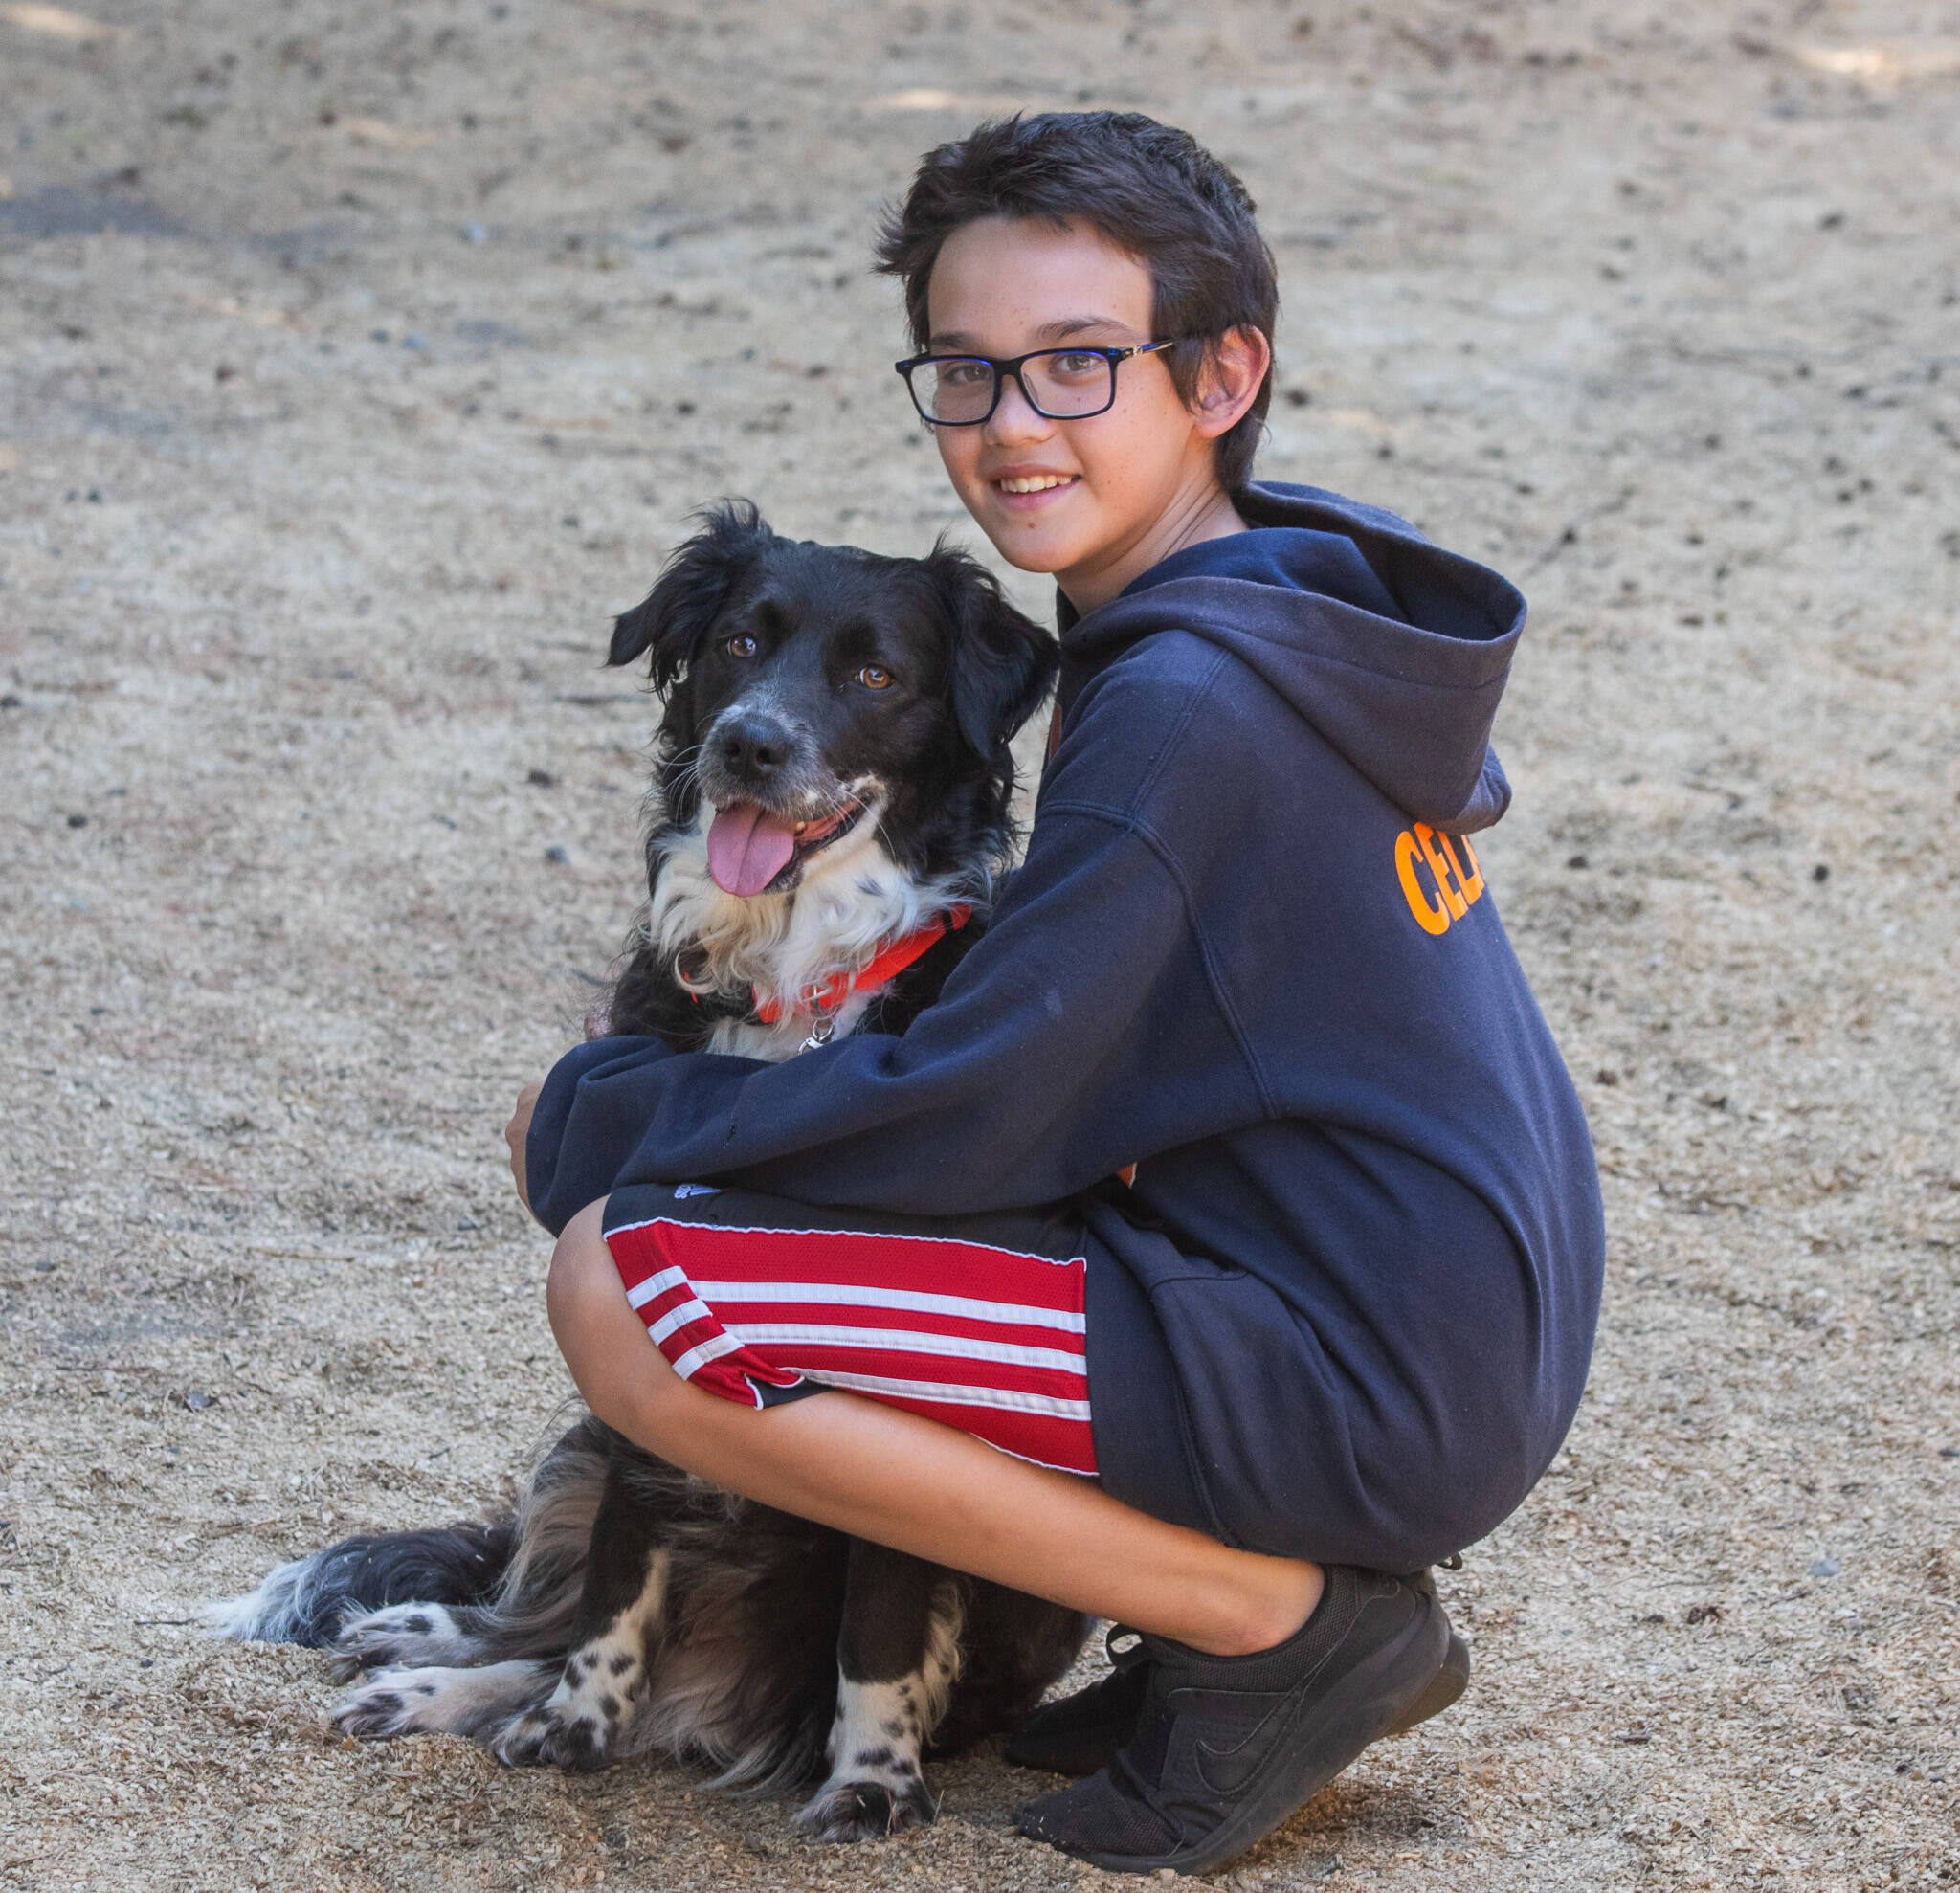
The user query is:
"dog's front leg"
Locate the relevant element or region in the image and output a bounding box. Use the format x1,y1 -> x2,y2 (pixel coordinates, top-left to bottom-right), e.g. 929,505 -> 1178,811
795,1540 -> 964,1841
492,1440 -> 669,1771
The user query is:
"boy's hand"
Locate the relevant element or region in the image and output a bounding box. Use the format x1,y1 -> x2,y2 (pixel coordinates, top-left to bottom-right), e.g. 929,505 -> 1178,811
506,1080 -> 544,1212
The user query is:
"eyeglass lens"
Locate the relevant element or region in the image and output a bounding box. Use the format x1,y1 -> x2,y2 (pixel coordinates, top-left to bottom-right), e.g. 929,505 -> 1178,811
913,350 -> 1117,423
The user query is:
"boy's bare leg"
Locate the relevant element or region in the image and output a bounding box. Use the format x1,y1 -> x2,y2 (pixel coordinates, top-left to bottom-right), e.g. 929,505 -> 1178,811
546,1198 -> 1322,1658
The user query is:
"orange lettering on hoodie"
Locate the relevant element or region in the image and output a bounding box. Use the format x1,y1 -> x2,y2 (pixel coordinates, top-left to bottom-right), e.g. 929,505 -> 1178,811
1441,831 -> 1484,904
1415,825 -> 1470,921
1395,826 -> 1487,935
1395,830 -> 1451,935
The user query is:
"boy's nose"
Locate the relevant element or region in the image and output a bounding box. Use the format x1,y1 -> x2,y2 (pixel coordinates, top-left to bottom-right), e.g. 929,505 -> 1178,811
984,373 -> 1054,444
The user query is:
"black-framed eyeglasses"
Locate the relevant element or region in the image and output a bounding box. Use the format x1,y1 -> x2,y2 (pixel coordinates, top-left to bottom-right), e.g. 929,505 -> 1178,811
894,341 -> 1185,425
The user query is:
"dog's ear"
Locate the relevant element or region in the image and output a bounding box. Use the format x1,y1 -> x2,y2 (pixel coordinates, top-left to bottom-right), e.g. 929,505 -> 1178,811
609,499 -> 774,689
928,544 -> 1060,759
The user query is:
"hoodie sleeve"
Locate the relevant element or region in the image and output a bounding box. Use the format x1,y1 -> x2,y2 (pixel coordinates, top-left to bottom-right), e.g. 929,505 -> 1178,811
523,791 -> 1268,1235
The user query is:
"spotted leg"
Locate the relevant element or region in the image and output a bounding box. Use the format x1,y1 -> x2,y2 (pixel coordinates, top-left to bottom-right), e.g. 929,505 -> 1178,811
491,1447 -> 670,1772
795,1542 -> 965,1841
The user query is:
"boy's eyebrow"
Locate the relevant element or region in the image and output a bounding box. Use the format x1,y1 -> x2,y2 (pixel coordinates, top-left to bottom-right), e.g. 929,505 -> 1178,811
925,314 -> 1141,351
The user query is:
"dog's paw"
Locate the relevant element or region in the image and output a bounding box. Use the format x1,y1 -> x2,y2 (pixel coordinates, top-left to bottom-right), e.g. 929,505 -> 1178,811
330,1659 -> 556,1745
794,1771 -> 937,1843
489,1704 -> 610,1773
484,1638 -> 642,1772
329,1602 -> 474,1681
330,1666 -> 436,1741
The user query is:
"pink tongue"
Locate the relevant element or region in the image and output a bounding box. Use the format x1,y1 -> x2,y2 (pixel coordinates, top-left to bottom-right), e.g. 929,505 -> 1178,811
706,801 -> 797,897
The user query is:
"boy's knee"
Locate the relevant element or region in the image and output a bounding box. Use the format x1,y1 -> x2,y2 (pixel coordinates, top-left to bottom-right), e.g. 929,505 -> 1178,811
545,1196 -> 614,1342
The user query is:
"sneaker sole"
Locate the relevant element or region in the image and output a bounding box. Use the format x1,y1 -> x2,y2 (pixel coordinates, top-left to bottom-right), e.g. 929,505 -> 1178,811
1383,1629 -> 1469,1738
1061,1586 -> 1451,1876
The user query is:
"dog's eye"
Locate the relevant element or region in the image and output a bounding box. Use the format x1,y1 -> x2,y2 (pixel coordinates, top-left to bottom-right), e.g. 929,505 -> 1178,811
725,634 -> 758,659
857,665 -> 893,690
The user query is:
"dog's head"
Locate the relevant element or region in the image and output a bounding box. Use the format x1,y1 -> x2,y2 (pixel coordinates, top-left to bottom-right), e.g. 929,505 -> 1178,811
609,501 -> 1058,896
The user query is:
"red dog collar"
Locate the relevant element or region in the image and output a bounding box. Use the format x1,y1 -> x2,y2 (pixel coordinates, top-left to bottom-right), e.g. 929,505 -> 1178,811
752,905 -> 971,1026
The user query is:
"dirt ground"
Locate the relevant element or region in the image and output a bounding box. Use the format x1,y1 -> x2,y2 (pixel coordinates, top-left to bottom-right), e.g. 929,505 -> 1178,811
2,0 -> 1956,1887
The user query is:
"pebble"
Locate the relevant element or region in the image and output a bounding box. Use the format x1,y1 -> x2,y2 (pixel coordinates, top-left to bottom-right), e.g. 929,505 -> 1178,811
1809,1557 -> 1840,1578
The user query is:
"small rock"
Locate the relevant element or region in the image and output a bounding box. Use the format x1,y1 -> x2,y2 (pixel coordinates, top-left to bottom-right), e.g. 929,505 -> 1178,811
33,1260 -> 56,1274
1939,1445 -> 1958,1459
463,222 -> 488,244
1566,853 -> 1589,869
526,768 -> 557,787
545,844 -> 570,865
183,1389 -> 212,1411
66,812 -> 88,828
457,1216 -> 478,1231
1812,862 -> 1830,882
1809,1556 -> 1839,1578
1613,1727 -> 1653,1744
1595,1068 -> 1619,1086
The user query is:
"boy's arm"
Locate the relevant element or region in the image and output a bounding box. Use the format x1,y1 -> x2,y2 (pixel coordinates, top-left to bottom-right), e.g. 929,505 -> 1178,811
519,801 -> 1263,1235
520,1034 -> 687,1231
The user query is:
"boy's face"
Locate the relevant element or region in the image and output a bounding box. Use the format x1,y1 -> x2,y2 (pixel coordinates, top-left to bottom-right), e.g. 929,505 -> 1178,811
923,217 -> 1255,611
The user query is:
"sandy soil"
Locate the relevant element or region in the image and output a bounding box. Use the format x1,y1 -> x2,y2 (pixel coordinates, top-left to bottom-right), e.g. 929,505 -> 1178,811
3,1 -> 1957,1887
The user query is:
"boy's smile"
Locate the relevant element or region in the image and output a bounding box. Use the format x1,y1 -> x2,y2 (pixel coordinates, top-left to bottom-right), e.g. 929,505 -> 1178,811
924,216 -> 1268,613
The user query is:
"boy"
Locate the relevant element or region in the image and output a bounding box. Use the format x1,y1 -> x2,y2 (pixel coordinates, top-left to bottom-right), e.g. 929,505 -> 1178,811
513,112 -> 1604,1874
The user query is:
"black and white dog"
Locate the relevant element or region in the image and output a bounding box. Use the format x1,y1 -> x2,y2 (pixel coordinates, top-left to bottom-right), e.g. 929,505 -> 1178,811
211,503 -> 1087,1839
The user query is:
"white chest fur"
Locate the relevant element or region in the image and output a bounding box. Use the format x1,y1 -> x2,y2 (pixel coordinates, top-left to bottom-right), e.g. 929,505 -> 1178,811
641,805 -> 975,1063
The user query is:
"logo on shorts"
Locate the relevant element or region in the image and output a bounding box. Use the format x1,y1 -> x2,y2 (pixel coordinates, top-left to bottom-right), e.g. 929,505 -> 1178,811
671,1183 -> 722,1199
1393,824 -> 1485,936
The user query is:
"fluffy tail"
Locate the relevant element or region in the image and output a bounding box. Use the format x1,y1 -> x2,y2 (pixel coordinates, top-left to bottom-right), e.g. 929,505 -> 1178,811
204,1519 -> 513,1646
207,1416 -> 612,1653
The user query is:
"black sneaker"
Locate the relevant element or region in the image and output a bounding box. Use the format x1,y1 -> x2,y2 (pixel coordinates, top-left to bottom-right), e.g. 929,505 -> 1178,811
1008,1614 -> 1470,1778
1015,1566 -> 1449,1875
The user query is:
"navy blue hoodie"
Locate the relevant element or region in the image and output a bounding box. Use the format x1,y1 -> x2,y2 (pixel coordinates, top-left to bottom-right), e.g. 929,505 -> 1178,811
527,482 -> 1605,1569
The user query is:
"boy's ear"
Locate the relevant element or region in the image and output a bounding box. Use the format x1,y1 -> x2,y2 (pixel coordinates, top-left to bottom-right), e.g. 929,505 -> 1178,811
1192,323 -> 1272,438
609,499 -> 773,688
927,543 -> 1060,758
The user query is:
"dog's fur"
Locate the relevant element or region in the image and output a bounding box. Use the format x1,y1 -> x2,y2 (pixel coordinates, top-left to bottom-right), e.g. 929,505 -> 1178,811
211,504 -> 1087,1839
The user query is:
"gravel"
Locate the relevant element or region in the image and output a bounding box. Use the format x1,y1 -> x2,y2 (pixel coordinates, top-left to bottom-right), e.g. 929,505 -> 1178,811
3,2 -> 1955,1887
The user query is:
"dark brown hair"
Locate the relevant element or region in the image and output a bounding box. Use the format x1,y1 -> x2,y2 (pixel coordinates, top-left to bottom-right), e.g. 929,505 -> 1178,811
875,111 -> 1279,493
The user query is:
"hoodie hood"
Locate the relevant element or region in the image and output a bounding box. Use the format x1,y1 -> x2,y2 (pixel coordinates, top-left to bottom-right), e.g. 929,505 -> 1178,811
1056,481 -> 1526,832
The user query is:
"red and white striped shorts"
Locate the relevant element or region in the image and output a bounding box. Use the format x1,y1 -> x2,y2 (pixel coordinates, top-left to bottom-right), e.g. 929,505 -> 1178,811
602,1183 -> 1096,1477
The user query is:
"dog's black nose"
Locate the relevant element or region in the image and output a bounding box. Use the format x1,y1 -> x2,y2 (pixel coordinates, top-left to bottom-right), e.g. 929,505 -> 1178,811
716,712 -> 795,782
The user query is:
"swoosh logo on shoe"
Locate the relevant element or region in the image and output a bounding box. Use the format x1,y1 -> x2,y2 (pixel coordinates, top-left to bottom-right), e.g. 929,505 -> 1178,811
1186,1584 -> 1430,1798
1186,1691 -> 1295,1796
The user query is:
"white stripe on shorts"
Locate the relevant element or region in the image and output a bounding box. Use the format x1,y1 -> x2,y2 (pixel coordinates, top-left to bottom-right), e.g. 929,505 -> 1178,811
692,1276 -> 1087,1334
